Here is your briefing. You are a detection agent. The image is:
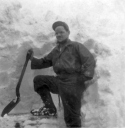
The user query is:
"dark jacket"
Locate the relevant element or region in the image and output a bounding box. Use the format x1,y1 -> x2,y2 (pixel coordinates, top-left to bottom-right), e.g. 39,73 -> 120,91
31,39 -> 96,79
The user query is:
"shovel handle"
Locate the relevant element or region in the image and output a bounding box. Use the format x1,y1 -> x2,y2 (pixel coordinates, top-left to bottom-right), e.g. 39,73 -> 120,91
16,58 -> 29,97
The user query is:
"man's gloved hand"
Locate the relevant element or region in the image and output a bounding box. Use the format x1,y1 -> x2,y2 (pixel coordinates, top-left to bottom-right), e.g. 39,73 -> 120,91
26,48 -> 34,60
81,75 -> 92,81
78,75 -> 88,83
77,75 -> 92,89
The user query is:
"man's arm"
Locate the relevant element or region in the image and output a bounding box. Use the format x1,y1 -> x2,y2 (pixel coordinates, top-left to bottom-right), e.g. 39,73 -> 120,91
31,50 -> 54,69
76,42 -> 96,80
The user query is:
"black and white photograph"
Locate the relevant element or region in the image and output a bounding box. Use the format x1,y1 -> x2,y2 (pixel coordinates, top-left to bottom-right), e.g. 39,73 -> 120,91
0,0 -> 124,128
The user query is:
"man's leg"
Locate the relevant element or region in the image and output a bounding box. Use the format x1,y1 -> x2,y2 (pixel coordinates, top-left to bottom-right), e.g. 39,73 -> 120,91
32,75 -> 59,114
61,89 -> 82,127
59,77 -> 84,127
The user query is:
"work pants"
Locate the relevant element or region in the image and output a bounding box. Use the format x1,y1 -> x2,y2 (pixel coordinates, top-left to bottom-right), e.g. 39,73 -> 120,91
33,74 -> 85,128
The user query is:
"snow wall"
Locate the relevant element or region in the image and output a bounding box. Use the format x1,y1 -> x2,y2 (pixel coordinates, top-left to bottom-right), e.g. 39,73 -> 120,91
0,0 -> 125,128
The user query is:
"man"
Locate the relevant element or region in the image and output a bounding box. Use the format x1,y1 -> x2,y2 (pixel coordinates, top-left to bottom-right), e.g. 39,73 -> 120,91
27,21 -> 96,127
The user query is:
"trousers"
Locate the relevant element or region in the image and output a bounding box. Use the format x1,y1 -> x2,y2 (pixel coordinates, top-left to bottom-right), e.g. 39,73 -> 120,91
33,74 -> 85,127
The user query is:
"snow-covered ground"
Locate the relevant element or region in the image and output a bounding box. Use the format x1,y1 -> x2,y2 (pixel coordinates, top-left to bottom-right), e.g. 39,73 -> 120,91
0,0 -> 125,128
0,114 -> 58,128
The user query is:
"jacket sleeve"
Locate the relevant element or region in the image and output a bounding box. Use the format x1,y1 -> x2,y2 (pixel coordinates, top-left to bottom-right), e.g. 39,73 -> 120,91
31,50 -> 53,69
76,42 -> 96,79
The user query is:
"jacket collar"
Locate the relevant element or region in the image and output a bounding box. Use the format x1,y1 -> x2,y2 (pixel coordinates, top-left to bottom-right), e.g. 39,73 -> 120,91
56,39 -> 72,49
54,39 -> 72,58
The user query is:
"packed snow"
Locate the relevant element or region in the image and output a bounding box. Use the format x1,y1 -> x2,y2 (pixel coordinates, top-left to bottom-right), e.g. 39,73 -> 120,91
0,0 -> 125,128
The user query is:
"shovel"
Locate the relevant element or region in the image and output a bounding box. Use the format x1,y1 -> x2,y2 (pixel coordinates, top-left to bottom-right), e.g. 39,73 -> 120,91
1,57 -> 29,117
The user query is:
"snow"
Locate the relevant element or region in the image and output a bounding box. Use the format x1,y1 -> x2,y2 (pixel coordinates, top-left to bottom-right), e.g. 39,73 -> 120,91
0,114 -> 58,128
0,0 -> 125,128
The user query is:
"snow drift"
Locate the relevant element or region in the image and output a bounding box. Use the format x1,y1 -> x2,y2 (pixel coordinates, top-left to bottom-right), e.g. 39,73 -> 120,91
0,0 -> 125,128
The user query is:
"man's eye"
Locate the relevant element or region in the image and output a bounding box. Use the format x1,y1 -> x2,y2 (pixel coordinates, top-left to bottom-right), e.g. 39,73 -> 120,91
55,33 -> 58,36
55,32 -> 64,35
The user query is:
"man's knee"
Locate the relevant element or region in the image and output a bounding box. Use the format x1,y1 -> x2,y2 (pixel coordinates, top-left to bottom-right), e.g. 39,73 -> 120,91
34,75 -> 42,84
33,75 -> 47,92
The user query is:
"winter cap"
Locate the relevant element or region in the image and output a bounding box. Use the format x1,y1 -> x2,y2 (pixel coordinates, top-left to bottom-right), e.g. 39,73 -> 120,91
52,21 -> 70,32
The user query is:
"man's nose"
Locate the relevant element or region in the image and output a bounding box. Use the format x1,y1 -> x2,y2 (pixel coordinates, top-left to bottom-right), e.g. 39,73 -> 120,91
56,33 -> 61,36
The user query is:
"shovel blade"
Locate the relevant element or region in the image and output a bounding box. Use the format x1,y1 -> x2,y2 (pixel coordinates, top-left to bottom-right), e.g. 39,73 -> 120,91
1,97 -> 20,117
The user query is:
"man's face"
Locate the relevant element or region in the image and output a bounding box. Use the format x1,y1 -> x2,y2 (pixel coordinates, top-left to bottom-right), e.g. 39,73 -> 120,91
55,26 -> 69,42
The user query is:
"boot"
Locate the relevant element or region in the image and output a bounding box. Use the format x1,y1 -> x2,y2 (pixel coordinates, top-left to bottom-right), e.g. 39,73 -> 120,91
31,87 -> 57,116
30,106 -> 57,116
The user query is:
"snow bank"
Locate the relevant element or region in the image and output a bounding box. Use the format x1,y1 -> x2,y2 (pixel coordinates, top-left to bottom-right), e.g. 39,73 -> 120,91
0,0 -> 125,128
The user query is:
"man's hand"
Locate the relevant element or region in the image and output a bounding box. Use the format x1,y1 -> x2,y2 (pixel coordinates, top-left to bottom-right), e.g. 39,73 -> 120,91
26,48 -> 34,60
77,75 -> 92,89
78,75 -> 89,83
